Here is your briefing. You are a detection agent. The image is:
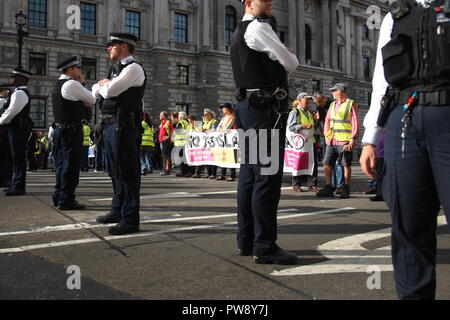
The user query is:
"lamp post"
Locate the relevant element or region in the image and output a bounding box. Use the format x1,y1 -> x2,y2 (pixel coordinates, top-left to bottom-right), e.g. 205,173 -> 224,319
15,11 -> 28,69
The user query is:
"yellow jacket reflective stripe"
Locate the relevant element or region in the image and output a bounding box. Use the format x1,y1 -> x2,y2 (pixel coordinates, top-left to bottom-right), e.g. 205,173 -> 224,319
141,121 -> 155,147
174,120 -> 189,147
294,108 -> 316,143
83,125 -> 91,146
326,99 -> 353,142
202,119 -> 218,131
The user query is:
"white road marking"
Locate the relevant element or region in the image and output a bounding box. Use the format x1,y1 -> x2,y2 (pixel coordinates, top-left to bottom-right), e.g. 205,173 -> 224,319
0,207 -> 355,254
272,215 -> 448,276
91,187 -> 295,201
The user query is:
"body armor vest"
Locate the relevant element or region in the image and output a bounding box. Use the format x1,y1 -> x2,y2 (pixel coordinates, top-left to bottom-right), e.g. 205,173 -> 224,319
382,0 -> 450,91
230,20 -> 288,90
52,79 -> 85,123
100,60 -> 147,116
4,87 -> 31,125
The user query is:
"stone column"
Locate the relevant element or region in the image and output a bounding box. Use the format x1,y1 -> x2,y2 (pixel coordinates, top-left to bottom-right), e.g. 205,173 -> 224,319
202,0 -> 211,49
217,0 -> 225,51
288,0 -> 297,55
56,0 -> 71,39
330,0 -> 338,70
321,0 -> 330,68
355,17 -> 364,80
344,8 -> 353,77
297,0 -> 306,64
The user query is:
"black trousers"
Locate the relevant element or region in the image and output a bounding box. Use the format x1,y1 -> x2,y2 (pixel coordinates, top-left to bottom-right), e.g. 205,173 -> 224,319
235,98 -> 286,256
104,123 -> 141,225
53,126 -> 83,206
384,105 -> 450,300
0,131 -> 12,184
7,122 -> 31,191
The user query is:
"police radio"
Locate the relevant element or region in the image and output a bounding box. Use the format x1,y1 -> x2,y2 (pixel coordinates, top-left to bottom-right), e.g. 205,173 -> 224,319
390,0 -> 410,20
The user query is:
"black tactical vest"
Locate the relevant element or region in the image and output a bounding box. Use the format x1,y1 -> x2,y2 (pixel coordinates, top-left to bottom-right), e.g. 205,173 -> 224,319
382,0 -> 450,91
100,60 -> 147,116
52,79 -> 85,123
4,87 -> 31,124
230,19 -> 288,90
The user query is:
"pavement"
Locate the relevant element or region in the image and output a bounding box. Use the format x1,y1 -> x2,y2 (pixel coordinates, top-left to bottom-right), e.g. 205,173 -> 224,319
0,166 -> 449,301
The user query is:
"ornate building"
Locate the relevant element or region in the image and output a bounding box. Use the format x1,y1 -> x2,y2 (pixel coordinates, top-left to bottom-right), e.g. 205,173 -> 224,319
0,0 -> 389,130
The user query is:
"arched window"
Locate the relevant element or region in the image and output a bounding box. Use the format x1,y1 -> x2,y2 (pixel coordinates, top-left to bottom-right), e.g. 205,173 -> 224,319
225,6 -> 237,46
305,24 -> 312,61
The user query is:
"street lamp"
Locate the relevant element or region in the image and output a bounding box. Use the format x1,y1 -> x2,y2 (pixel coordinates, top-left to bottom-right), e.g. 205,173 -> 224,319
15,10 -> 28,69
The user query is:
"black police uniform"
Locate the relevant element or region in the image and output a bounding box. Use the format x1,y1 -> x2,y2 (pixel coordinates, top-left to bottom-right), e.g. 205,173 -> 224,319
1,79 -> 33,196
96,33 -> 146,234
381,0 -> 450,299
0,91 -> 13,187
230,16 -> 296,263
51,57 -> 86,209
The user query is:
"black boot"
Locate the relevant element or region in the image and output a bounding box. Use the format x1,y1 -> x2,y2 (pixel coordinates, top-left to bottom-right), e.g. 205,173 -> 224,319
316,184 -> 335,197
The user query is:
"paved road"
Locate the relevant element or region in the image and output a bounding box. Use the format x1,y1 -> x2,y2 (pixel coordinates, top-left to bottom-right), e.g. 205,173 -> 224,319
0,167 -> 449,301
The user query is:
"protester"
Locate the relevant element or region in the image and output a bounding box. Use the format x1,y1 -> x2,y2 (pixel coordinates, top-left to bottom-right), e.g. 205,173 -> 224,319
216,103 -> 237,182
141,112 -> 155,175
159,111 -> 174,175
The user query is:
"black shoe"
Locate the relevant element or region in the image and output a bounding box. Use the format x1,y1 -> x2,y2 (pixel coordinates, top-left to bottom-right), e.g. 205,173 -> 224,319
52,199 -> 59,207
3,188 -> 11,193
316,184 -> 335,198
96,214 -> 121,224
59,201 -> 86,211
340,184 -> 350,199
108,222 -> 139,235
238,248 -> 253,256
370,195 -> 384,202
253,248 -> 298,265
4,189 -> 26,196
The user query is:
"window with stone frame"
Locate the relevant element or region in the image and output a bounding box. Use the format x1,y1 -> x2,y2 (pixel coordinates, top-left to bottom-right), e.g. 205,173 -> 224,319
176,65 -> 189,85
30,97 -> 46,128
364,57 -> 371,79
28,0 -> 47,28
80,2 -> 97,35
82,58 -> 97,81
29,52 -> 46,76
174,13 -> 188,43
312,80 -> 321,92
125,10 -> 141,40
305,24 -> 312,61
225,6 -> 237,47
362,24 -> 370,39
175,104 -> 190,114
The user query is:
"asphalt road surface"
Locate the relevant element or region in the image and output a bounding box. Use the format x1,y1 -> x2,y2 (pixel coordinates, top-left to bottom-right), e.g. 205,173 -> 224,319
0,166 -> 449,302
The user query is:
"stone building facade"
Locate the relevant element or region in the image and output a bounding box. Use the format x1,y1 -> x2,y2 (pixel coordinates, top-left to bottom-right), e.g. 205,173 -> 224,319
0,0 -> 389,130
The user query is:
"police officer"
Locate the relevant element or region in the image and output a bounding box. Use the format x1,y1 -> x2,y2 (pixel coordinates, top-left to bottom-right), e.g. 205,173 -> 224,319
0,83 -> 13,188
52,56 -> 96,210
0,68 -> 33,196
230,0 -> 299,264
92,33 -> 146,235
360,0 -> 450,299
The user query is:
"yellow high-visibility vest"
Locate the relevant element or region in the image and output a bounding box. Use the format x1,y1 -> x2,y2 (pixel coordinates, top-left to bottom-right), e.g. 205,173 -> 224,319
141,121 -> 155,147
202,119 -> 218,131
326,99 -> 354,142
83,125 -> 91,147
174,120 -> 189,147
294,107 -> 316,143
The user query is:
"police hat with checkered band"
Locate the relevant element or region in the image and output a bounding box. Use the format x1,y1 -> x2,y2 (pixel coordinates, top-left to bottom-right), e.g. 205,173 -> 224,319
106,33 -> 138,48
10,67 -> 32,79
57,56 -> 81,72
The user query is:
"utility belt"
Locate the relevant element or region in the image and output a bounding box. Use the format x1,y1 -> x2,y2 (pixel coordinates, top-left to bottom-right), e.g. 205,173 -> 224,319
55,122 -> 82,129
235,87 -> 288,109
101,112 -> 139,128
377,87 -> 450,127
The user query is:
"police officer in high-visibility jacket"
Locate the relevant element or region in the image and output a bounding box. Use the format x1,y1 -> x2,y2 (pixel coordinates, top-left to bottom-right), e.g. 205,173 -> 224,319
174,111 -> 190,177
287,93 -> 318,192
141,112 -> 154,175
81,119 -> 91,172
316,83 -> 359,199
360,0 -> 450,300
